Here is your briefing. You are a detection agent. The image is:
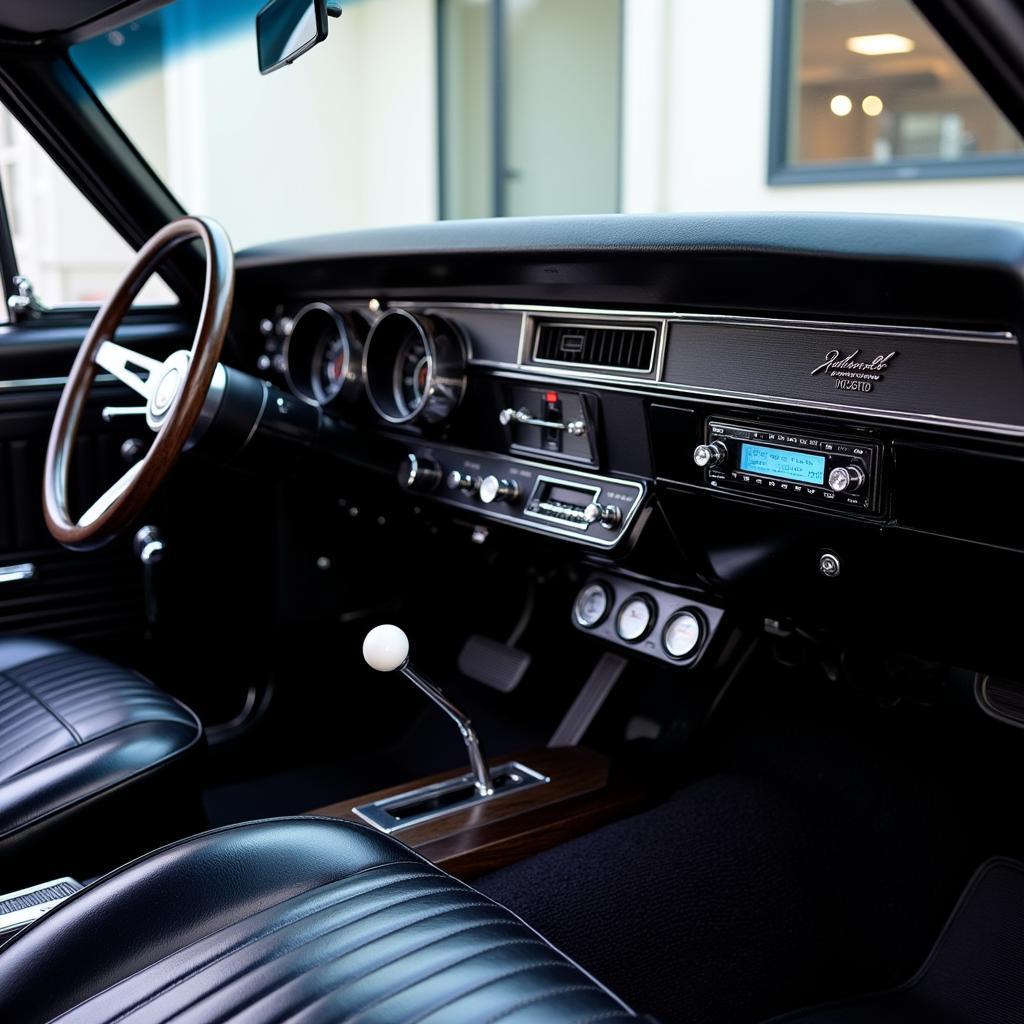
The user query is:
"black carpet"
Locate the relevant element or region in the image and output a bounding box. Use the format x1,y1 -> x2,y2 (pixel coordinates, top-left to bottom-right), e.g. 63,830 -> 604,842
768,857 -> 1024,1023
477,773 -> 824,1024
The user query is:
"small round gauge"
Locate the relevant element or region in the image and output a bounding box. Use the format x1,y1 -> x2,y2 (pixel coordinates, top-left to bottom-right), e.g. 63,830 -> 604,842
363,309 -> 467,425
616,594 -> 656,643
574,582 -> 611,629
283,303 -> 364,410
662,609 -> 704,660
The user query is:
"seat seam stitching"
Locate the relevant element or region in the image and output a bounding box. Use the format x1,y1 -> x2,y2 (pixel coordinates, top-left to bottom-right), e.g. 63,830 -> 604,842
283,936 -> 550,1024
481,983 -> 604,1024
196,901 -> 510,1023
399,958 -> 572,1024
44,863 -> 436,1024
1,670 -> 82,745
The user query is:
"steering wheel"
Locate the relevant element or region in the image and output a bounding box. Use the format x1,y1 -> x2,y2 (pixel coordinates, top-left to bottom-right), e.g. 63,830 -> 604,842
44,216 -> 234,551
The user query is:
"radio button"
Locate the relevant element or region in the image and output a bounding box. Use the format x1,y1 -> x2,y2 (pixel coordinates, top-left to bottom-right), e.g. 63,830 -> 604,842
479,476 -> 520,505
828,464 -> 865,494
693,441 -> 728,468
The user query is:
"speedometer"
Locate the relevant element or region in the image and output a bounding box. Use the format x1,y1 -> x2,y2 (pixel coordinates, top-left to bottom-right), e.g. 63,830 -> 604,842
363,309 -> 467,424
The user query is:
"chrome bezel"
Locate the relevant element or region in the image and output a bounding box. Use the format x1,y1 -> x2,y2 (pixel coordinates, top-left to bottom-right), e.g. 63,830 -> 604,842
282,302 -> 361,409
573,581 -> 612,629
363,309 -> 468,425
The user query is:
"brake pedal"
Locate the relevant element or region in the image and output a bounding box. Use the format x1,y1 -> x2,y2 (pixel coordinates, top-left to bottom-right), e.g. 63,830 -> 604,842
458,634 -> 531,693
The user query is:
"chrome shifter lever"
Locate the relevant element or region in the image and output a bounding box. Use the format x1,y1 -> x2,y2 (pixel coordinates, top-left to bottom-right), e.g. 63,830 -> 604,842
363,625 -> 494,797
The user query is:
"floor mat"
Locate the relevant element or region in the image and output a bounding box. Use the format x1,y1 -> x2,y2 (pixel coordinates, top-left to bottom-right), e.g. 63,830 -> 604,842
770,857 -> 1024,1023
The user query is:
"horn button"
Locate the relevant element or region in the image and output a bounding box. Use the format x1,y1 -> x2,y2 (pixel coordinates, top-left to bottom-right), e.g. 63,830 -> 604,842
146,350 -> 191,430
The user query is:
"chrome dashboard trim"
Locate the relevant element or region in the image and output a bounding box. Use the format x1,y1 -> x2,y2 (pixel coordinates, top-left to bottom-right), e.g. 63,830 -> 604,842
391,301 -> 1023,438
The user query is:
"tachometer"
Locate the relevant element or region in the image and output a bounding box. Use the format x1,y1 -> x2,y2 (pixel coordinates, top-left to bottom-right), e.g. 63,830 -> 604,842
283,303 -> 364,410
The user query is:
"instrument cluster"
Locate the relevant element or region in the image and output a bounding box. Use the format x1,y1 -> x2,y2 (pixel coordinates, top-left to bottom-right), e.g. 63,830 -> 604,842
275,304 -> 468,427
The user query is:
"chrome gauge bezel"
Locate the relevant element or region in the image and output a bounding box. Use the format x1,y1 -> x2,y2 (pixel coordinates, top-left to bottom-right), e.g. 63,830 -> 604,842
363,309 -> 468,425
282,302 -> 364,410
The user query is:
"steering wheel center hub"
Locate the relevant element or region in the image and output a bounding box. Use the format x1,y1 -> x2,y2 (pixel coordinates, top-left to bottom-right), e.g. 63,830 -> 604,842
147,350 -> 191,429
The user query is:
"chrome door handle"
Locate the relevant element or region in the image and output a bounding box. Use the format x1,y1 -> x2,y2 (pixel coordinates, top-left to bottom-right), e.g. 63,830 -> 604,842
498,408 -> 587,437
0,563 -> 35,584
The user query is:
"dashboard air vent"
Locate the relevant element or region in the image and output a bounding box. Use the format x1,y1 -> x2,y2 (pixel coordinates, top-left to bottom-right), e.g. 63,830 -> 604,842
533,322 -> 657,373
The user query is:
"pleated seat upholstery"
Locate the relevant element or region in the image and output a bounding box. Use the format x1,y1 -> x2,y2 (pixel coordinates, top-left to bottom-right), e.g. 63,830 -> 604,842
0,816 -> 641,1024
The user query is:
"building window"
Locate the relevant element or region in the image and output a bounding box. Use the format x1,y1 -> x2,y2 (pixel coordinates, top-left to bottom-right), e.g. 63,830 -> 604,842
769,0 -> 1024,184
439,0 -> 623,220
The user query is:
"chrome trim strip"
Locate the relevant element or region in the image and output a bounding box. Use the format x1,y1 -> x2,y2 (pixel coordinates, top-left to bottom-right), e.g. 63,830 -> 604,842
0,373 -> 117,392
0,563 -> 35,584
482,365 -> 1024,438
353,761 -> 550,833
396,300 -> 1015,345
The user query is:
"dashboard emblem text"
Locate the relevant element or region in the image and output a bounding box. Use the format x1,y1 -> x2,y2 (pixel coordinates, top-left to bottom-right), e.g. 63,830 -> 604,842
810,349 -> 897,393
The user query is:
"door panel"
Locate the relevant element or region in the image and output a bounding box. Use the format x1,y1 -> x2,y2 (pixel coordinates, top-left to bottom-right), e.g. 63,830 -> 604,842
0,318 -> 189,645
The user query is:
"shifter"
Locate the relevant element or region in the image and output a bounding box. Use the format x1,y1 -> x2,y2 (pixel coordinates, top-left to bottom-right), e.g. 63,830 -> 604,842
363,625 -> 494,797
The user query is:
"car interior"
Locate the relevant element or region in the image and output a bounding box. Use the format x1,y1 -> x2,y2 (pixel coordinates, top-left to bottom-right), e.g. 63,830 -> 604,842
1,0 -> 1024,1022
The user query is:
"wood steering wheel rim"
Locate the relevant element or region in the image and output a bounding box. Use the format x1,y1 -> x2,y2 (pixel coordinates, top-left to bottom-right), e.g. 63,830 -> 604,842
44,215 -> 234,550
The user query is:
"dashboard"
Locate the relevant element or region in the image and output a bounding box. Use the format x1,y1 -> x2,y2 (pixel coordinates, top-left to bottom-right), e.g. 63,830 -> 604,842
230,212 -> 1024,673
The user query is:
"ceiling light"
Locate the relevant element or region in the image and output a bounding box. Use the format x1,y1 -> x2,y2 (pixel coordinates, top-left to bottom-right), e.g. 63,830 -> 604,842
846,33 -> 915,56
830,94 -> 853,117
862,95 -> 884,116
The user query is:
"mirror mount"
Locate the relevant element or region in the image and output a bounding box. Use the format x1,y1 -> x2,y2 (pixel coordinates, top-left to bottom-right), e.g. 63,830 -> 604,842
325,0 -> 342,15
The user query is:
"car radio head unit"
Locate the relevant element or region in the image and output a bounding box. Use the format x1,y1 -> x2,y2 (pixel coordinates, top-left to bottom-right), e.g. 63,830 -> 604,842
694,420 -> 884,514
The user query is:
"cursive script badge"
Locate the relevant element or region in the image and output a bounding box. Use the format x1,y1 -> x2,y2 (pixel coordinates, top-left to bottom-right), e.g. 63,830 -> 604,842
810,349 -> 897,394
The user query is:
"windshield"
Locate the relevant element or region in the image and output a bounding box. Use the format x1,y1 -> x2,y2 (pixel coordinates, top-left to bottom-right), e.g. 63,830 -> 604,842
72,0 -> 1024,251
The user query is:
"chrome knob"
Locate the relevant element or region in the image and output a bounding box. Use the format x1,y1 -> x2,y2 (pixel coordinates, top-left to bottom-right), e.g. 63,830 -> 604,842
446,470 -> 479,494
693,440 -> 728,468
398,453 -> 442,492
583,502 -> 622,529
479,475 -> 519,505
828,464 -> 865,494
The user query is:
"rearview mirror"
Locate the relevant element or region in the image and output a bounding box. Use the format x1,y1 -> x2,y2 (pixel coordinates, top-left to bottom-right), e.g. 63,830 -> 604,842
257,0 -> 341,75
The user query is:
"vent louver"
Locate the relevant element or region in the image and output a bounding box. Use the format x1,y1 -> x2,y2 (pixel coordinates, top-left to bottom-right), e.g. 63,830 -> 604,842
533,322 -> 657,373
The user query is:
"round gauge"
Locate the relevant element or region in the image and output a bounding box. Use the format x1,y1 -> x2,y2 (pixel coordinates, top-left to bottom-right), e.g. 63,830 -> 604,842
574,582 -> 611,629
662,610 -> 704,660
363,309 -> 467,424
616,594 -> 656,643
394,331 -> 431,417
283,303 -> 364,410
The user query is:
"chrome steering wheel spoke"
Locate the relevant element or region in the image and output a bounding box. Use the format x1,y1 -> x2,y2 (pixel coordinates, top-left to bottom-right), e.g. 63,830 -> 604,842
94,340 -> 162,399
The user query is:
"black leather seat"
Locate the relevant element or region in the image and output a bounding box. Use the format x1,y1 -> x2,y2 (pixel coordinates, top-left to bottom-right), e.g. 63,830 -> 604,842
0,637 -> 203,885
0,816 -> 641,1024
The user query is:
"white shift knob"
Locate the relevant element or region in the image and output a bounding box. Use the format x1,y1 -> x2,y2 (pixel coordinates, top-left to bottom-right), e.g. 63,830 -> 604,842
362,624 -> 410,672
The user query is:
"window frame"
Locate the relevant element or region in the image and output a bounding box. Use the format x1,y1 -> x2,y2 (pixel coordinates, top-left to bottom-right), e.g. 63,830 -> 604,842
0,52 -> 194,330
767,0 -> 1024,186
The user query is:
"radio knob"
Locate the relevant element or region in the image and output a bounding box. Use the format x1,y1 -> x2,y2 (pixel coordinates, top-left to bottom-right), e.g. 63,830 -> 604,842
479,475 -> 519,505
398,453 -> 442,492
828,464 -> 865,494
693,440 -> 728,469
446,470 -> 479,494
583,502 -> 622,529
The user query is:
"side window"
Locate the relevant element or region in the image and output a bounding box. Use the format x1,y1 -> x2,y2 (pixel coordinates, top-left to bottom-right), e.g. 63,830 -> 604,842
771,0 -> 1024,183
0,106 -> 176,316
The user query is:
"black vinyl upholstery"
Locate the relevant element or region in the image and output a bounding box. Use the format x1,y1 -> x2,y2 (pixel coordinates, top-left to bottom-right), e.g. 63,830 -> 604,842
0,816 -> 639,1024
0,636 -> 202,882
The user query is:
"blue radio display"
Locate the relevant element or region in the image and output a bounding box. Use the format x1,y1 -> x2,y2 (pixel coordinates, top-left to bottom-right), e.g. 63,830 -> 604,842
738,443 -> 825,485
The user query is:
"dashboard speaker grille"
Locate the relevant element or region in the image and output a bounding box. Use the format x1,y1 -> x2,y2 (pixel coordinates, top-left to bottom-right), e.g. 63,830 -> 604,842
533,322 -> 657,373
